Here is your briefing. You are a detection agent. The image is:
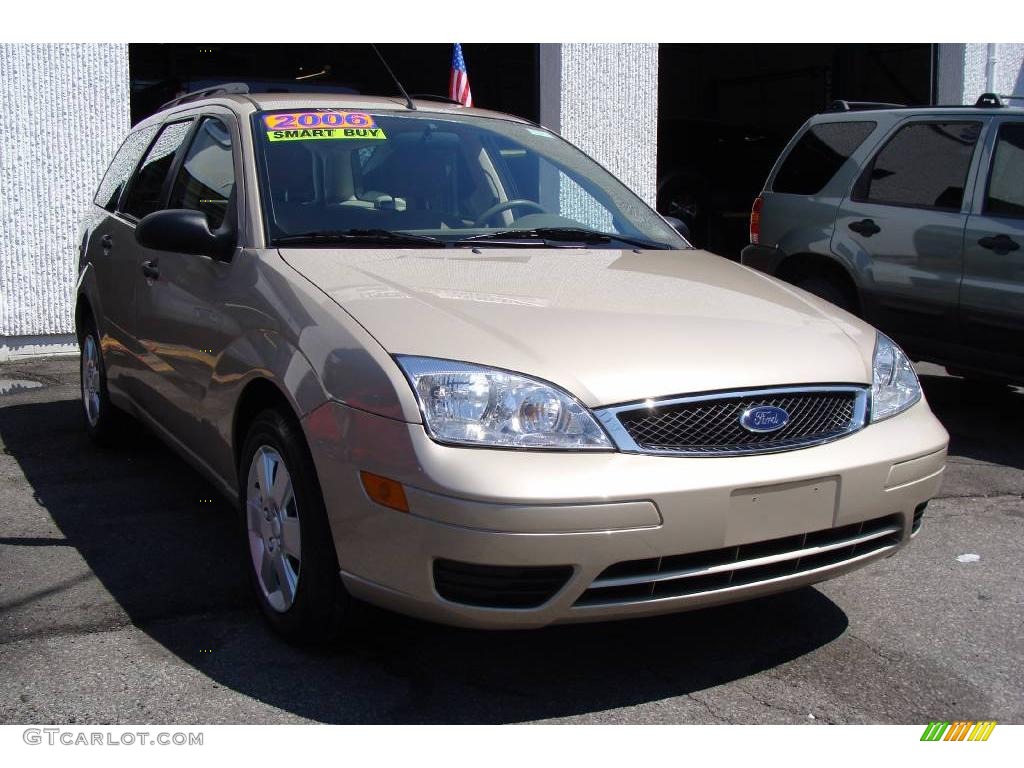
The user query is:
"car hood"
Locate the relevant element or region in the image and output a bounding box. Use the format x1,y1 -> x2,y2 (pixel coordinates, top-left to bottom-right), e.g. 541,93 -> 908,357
279,247 -> 875,408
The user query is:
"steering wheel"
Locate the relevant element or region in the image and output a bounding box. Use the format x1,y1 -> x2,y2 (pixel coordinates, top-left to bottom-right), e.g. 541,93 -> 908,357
472,199 -> 546,227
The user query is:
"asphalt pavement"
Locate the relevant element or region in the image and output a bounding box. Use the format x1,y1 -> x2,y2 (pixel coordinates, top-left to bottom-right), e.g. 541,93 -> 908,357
0,357 -> 1021,724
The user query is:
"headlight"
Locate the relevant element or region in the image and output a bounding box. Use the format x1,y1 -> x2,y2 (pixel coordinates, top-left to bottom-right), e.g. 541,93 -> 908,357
395,356 -> 613,450
871,333 -> 921,422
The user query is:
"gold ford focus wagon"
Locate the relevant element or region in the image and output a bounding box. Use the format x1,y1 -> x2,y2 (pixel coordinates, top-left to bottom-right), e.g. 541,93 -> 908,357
75,86 -> 948,643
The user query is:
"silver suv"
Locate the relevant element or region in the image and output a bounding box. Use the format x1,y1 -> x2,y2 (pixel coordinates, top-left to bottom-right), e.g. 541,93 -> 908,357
742,94 -> 1024,384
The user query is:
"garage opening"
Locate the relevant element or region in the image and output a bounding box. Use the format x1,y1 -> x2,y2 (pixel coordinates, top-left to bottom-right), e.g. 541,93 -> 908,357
657,44 -> 934,258
128,44 -> 539,126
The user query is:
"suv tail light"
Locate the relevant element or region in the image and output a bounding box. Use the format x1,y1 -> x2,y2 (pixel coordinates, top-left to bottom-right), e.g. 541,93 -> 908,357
749,196 -> 763,245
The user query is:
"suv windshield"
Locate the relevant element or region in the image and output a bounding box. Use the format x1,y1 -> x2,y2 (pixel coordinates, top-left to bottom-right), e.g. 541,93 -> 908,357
253,109 -> 685,249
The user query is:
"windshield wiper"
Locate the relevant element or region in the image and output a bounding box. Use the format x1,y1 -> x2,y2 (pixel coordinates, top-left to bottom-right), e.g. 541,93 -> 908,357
274,228 -> 446,247
455,227 -> 669,250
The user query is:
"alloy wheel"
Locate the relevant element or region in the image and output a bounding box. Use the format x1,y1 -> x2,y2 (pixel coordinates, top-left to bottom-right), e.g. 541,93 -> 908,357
81,334 -> 101,427
246,446 -> 302,612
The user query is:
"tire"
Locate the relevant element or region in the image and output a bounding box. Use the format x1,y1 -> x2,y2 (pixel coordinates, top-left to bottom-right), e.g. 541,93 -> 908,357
239,408 -> 353,645
78,316 -> 124,446
794,274 -> 857,315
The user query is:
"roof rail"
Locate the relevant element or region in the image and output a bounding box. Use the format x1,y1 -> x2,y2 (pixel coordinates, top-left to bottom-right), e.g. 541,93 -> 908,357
826,99 -> 906,112
975,92 -> 1024,107
160,82 -> 250,110
409,93 -> 463,106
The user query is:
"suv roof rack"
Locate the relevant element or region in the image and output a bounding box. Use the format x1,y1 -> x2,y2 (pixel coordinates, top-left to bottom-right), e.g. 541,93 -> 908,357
975,92 -> 1024,107
160,82 -> 250,110
824,94 -> 1024,115
826,99 -> 906,112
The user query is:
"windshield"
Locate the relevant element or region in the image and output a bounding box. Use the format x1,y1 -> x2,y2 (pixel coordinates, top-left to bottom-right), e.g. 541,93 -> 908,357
253,109 -> 686,249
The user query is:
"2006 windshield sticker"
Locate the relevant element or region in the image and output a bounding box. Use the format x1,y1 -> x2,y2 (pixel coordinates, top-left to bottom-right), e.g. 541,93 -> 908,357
263,112 -> 387,142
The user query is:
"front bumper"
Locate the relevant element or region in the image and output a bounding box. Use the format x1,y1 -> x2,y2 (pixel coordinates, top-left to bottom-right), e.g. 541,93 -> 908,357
303,398 -> 947,629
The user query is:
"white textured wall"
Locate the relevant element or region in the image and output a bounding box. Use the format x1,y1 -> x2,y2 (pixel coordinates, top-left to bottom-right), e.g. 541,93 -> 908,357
0,44 -> 130,338
938,43 -> 1024,105
539,43 -> 658,207
936,44 -> 966,105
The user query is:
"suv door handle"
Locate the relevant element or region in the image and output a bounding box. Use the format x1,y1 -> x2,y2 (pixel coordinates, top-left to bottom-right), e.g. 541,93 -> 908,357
141,260 -> 160,280
848,219 -> 881,237
100,234 -> 113,251
978,234 -> 1020,253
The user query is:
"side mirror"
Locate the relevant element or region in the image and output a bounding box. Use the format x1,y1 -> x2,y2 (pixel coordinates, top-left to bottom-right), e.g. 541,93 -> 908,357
136,209 -> 235,260
663,215 -> 692,242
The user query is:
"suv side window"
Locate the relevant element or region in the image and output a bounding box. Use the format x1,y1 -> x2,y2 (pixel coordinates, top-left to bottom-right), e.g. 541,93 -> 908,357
167,117 -> 236,229
772,121 -> 876,195
120,120 -> 193,221
93,125 -> 159,211
855,121 -> 982,211
984,122 -> 1024,218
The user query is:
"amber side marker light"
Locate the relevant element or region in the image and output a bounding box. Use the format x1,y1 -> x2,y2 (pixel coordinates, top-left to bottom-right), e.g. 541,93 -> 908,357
360,471 -> 409,512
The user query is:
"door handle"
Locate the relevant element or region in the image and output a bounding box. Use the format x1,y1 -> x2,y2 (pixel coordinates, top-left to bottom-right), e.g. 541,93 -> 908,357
978,234 -> 1020,253
100,234 -> 113,251
141,260 -> 160,280
848,219 -> 881,237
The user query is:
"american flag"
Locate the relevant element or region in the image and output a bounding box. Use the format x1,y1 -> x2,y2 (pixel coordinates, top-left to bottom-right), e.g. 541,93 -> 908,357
449,43 -> 473,107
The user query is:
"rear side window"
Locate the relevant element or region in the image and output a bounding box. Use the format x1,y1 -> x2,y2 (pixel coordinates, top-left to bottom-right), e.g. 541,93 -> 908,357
93,125 -> 158,211
120,120 -> 193,220
985,122 -> 1024,218
855,121 -> 982,211
772,121 -> 876,195
168,117 -> 236,229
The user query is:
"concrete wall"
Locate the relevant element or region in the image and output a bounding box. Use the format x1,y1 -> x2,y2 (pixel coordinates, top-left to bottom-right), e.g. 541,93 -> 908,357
938,43 -> 1024,105
0,44 -> 130,359
539,43 -> 658,207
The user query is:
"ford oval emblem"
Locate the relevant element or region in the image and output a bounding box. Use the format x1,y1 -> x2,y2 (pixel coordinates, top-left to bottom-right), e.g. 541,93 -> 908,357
740,405 -> 790,433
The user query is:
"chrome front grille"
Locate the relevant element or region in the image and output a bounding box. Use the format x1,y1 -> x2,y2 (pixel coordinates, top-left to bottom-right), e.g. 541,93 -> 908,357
596,385 -> 869,456
575,514 -> 903,607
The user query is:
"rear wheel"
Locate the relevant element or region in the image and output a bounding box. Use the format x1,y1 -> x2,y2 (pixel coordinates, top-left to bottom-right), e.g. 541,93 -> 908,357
240,408 -> 353,644
794,274 -> 857,315
78,317 -> 123,445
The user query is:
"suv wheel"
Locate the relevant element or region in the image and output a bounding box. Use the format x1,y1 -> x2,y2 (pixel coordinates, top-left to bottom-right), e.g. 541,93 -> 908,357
794,274 -> 856,315
240,408 -> 353,644
79,318 -> 123,445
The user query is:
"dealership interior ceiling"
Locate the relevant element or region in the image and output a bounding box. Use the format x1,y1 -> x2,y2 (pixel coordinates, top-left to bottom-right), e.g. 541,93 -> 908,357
128,43 -> 933,258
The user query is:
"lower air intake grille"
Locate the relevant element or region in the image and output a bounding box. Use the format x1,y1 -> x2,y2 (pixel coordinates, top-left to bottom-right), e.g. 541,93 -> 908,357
433,559 -> 573,609
575,514 -> 903,607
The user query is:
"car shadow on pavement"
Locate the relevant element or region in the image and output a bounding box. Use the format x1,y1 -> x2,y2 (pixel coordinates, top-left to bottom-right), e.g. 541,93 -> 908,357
918,374 -> 1024,471
1,396 -> 851,723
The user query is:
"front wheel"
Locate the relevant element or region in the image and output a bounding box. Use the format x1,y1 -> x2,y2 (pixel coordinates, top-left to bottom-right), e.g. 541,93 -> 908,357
240,408 -> 353,644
